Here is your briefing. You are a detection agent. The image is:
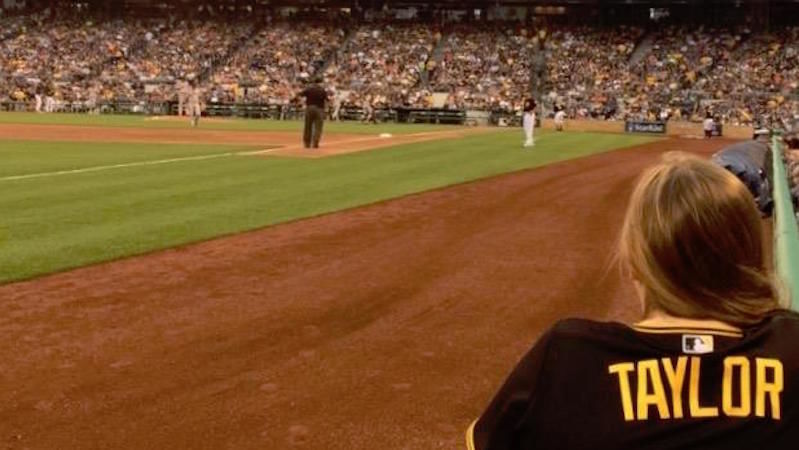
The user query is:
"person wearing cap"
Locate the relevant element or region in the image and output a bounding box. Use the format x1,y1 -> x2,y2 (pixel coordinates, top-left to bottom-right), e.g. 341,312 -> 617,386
710,129 -> 773,215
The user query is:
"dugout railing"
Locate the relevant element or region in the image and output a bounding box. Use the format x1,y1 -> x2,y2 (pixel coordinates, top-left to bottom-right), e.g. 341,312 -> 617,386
0,100 -> 471,124
771,134 -> 799,309
0,99 -> 172,115
207,103 -> 466,125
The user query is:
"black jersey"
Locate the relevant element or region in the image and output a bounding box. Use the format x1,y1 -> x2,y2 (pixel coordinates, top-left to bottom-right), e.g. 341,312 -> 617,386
468,310 -> 799,450
299,84 -> 328,108
523,98 -> 536,113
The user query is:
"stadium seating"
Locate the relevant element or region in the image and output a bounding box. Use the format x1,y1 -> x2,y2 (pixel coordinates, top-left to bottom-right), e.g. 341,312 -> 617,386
2,14 -> 798,125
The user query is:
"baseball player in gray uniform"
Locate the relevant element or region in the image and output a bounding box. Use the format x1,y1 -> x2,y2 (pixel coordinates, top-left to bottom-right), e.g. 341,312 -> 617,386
554,107 -> 566,131
177,80 -> 191,117
87,82 -> 99,114
188,81 -> 202,127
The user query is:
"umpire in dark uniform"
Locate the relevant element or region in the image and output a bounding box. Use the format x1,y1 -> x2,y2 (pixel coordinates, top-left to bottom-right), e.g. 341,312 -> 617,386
295,78 -> 328,149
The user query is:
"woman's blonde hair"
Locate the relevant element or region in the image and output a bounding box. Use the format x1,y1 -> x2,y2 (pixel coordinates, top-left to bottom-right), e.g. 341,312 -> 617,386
618,152 -> 780,326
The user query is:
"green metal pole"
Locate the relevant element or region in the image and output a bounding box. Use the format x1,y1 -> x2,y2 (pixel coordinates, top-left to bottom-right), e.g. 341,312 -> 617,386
771,134 -> 799,309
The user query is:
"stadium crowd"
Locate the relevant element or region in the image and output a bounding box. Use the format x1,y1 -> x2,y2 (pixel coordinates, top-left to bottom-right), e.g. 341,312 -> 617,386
428,23 -> 534,111
95,19 -> 254,103
0,15 -> 252,108
209,22 -> 344,104
0,16 -> 139,105
706,27 -> 799,125
544,26 -> 643,120
324,22 -> 437,109
1,13 -> 799,125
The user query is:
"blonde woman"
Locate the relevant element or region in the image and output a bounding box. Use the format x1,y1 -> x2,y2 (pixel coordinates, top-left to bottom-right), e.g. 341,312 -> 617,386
467,153 -> 796,450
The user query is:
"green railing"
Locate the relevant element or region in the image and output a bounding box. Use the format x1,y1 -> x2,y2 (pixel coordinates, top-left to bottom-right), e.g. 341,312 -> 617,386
771,134 -> 799,309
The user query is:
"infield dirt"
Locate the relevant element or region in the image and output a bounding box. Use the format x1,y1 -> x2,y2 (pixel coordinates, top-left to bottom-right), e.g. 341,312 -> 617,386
0,123 -> 498,158
0,136 -> 734,449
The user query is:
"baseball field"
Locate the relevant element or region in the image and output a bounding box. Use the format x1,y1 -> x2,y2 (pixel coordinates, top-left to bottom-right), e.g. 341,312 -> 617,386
0,113 -> 735,449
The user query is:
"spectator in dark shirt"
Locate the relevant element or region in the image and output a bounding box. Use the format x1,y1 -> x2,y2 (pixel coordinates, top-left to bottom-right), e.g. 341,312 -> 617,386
711,130 -> 773,215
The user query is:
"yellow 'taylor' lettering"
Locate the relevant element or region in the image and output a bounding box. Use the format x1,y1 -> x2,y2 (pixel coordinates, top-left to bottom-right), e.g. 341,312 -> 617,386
756,358 -> 783,419
637,359 -> 670,420
608,363 -> 635,421
608,356 -> 783,421
661,357 -> 687,419
722,356 -> 750,417
689,357 -> 718,417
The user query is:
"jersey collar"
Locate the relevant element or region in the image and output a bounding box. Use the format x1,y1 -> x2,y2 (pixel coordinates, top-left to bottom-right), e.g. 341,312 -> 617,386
632,317 -> 743,338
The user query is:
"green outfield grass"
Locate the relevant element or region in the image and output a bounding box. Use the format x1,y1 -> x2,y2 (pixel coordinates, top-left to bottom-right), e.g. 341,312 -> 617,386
0,112 -> 461,134
0,127 -> 658,283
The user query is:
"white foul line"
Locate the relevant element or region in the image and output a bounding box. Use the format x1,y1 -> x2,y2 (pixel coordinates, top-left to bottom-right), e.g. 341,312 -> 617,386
0,152 -> 237,182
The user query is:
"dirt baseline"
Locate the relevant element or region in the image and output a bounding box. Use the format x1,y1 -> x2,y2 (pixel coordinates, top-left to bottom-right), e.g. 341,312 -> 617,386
0,137 -> 731,449
0,123 -> 497,158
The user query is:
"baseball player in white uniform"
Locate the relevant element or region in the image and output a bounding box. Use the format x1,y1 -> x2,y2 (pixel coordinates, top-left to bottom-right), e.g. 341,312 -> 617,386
177,80 -> 191,116
87,83 -> 99,114
361,96 -> 377,124
522,97 -> 536,147
188,82 -> 202,127
44,95 -> 55,113
554,108 -> 566,131
332,91 -> 343,121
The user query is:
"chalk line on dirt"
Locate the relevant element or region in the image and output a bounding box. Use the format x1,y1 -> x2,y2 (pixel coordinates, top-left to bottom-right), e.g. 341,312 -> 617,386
239,134 -> 398,156
239,129 -> 481,155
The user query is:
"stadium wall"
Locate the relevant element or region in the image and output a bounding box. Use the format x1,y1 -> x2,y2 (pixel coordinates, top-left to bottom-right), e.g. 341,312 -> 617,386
540,119 -> 754,139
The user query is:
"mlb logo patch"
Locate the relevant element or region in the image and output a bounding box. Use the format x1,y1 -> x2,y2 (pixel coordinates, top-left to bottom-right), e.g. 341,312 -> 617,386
682,335 -> 714,354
